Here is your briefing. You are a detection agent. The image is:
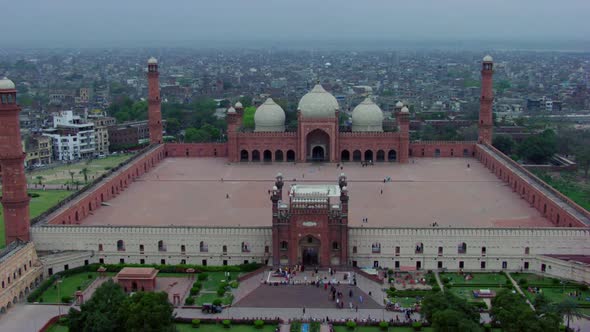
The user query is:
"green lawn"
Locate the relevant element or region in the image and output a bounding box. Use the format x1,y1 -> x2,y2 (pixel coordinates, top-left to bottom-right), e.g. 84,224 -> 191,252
201,272 -> 241,291
333,327 -> 435,332
523,287 -> 590,306
194,292 -> 233,306
447,286 -> 505,301
390,296 -> 421,307
37,272 -> 102,303
439,272 -> 508,286
46,324 -> 68,332
0,189 -> 74,247
510,273 -> 564,287
27,154 -> 134,186
176,324 -> 277,332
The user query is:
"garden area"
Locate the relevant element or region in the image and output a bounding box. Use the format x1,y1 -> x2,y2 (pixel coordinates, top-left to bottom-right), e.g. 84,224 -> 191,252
513,273 -> 590,309
0,189 -> 74,247
27,153 -> 134,187
184,271 -> 241,306
48,321 -> 278,332
438,272 -> 511,308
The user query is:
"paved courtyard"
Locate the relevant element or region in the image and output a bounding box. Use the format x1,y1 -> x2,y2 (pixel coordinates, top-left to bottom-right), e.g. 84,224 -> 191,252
80,157 -> 550,228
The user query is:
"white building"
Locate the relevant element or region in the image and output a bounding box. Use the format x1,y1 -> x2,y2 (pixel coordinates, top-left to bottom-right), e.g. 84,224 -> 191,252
43,110 -> 96,161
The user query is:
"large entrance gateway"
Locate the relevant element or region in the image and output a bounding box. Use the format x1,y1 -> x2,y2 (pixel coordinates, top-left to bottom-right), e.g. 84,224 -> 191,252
300,236 -> 321,266
306,129 -> 330,162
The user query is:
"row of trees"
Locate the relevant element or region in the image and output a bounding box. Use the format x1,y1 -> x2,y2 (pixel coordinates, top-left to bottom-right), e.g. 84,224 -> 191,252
494,127 -> 590,174
67,280 -> 175,332
421,289 -> 582,332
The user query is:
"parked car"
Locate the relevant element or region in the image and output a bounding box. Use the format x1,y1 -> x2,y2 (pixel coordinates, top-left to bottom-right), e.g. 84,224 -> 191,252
201,303 -> 222,313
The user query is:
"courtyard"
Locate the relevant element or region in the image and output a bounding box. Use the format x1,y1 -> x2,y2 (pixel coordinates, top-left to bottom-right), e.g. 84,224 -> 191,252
79,157 -> 551,228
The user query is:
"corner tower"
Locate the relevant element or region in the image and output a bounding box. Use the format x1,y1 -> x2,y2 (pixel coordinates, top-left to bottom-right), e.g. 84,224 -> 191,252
478,55 -> 494,144
147,57 -> 163,144
0,77 -> 30,243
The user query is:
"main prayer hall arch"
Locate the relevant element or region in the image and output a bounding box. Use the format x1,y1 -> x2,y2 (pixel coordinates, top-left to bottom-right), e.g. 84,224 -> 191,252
306,129 -> 330,162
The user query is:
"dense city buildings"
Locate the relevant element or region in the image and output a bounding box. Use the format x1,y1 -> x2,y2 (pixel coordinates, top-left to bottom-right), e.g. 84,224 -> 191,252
42,111 -> 96,161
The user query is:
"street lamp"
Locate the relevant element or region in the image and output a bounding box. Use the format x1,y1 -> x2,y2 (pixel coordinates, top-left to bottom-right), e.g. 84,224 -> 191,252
57,278 -> 63,316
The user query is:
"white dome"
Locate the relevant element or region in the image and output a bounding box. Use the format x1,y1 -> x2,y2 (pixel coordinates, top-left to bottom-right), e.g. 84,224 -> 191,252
297,84 -> 339,118
148,57 -> 158,64
0,77 -> 15,90
235,101 -> 243,108
227,106 -> 236,114
395,101 -> 404,108
351,97 -> 383,132
401,106 -> 409,113
483,55 -> 493,62
254,98 -> 285,132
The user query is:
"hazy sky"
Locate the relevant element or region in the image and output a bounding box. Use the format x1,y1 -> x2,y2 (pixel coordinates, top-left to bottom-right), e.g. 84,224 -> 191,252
1,0 -> 588,47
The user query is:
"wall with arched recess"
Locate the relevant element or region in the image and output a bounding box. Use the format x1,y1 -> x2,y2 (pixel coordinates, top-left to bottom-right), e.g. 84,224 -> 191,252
165,143 -> 228,158
475,144 -> 589,228
45,145 -> 166,226
409,141 -> 477,158
338,132 -> 404,162
233,132 -> 298,162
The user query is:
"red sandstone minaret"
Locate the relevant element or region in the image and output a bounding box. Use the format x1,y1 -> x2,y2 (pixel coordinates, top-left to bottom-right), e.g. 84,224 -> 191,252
396,106 -> 410,163
0,77 -> 30,243
479,55 -> 494,144
147,57 -> 163,144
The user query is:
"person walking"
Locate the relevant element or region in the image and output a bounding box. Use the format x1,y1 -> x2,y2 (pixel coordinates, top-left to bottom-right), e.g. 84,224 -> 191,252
302,307 -> 306,315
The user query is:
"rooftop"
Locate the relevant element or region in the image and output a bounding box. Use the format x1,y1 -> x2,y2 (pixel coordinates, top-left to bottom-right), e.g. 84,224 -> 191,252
75,157 -> 553,228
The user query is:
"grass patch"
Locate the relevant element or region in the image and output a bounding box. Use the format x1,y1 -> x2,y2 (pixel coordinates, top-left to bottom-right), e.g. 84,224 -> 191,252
0,189 -> 74,247
201,272 -> 240,291
37,272 -> 101,303
523,287 -> 590,306
333,327 -> 435,332
176,323 -> 277,331
46,324 -> 69,332
534,172 -> 590,210
390,296 -> 421,307
447,286 -> 505,301
27,154 -> 134,186
439,272 -> 507,286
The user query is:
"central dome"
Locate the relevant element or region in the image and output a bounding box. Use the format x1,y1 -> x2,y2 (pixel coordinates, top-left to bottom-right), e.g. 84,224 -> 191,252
0,77 -> 16,90
298,84 -> 339,119
254,98 -> 285,132
351,97 -> 383,132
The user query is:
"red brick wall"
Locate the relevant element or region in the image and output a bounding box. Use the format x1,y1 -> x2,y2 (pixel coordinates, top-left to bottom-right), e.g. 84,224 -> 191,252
475,144 -> 589,228
47,145 -> 166,225
165,143 -> 228,158
409,141 -> 476,158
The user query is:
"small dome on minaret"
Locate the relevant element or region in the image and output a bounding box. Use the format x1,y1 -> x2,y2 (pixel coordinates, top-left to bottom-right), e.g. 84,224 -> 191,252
395,101 -> 404,108
401,106 -> 409,113
148,57 -> 158,64
235,101 -> 243,108
483,55 -> 493,63
227,106 -> 236,114
0,77 -> 16,90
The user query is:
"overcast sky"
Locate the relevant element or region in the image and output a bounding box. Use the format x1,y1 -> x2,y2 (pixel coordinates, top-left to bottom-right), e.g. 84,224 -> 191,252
1,0 -> 588,47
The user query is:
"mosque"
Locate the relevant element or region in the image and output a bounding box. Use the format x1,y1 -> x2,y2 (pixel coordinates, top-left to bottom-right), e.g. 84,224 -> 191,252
0,56 -> 589,312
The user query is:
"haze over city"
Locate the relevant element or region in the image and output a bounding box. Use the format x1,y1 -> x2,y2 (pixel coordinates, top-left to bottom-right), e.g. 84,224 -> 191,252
1,0 -> 589,49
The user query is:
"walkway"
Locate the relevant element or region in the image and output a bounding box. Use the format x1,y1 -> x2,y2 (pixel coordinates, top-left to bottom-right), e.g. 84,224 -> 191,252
505,272 -> 536,311
433,271 -> 445,292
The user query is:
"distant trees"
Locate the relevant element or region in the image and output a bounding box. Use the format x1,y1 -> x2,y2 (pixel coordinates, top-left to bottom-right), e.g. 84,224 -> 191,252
242,106 -> 256,129
108,97 -> 147,122
493,134 -> 516,155
517,129 -> 557,164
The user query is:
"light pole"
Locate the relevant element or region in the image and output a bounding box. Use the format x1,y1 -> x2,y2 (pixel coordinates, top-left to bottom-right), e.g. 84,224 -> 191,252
57,278 -> 63,316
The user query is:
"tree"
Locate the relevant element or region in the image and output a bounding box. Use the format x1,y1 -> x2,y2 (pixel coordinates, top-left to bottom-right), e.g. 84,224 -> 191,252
79,168 -> 90,184
421,292 -> 480,329
491,289 -> 559,332
165,118 -> 181,136
200,123 -> 221,141
73,180 -> 83,190
120,292 -> 175,332
518,129 -> 557,164
557,298 -> 582,331
242,106 -> 256,128
431,309 -> 482,332
35,175 -> 45,186
68,280 -> 128,332
493,134 -> 515,155
576,146 -> 590,178
68,171 -> 76,184
184,128 -> 210,143
239,96 -> 253,108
